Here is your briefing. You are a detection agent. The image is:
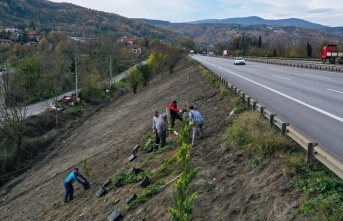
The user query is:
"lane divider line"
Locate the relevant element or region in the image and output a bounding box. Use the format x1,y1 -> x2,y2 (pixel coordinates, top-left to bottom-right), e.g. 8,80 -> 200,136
304,74 -> 331,79
327,88 -> 343,94
272,75 -> 291,80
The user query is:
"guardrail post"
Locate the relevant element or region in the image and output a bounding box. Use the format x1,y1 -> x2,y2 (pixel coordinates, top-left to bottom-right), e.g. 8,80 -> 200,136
306,143 -> 315,163
252,101 -> 257,111
242,93 -> 245,103
247,97 -> 250,108
269,114 -> 275,127
260,106 -> 264,116
281,123 -> 288,135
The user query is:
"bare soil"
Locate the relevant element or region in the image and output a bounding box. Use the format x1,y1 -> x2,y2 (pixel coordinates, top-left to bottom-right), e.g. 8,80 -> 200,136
0,58 -> 305,221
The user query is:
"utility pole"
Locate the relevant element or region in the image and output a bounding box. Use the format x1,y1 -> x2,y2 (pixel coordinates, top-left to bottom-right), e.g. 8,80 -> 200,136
75,54 -> 78,98
109,55 -> 113,83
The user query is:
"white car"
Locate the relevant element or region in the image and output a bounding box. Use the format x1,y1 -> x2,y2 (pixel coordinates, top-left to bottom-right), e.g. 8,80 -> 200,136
234,57 -> 245,65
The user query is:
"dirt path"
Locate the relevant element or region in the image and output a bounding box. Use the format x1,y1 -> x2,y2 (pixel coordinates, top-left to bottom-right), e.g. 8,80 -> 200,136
0,58 -> 304,221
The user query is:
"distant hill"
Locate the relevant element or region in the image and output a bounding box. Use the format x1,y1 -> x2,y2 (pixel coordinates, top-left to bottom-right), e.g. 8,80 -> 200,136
134,18 -> 171,26
0,0 -> 183,42
135,17 -> 343,48
187,16 -> 328,29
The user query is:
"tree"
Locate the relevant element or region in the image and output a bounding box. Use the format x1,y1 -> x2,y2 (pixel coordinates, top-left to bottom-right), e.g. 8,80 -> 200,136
136,63 -> 152,87
307,42 -> 313,57
38,38 -> 49,51
258,35 -> 262,48
126,68 -> 143,94
147,51 -> 166,77
0,71 -> 28,154
16,58 -> 44,100
177,38 -> 195,50
165,47 -> 183,74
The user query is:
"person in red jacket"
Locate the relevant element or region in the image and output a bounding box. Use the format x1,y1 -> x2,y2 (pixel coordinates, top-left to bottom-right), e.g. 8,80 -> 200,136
169,100 -> 183,128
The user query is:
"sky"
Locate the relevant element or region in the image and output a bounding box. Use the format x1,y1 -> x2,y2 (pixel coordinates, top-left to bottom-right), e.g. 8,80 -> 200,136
49,0 -> 343,27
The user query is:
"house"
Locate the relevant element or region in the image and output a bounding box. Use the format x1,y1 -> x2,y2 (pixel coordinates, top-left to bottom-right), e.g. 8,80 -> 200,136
132,48 -> 142,55
27,41 -> 38,46
117,36 -> 128,43
0,39 -> 11,44
28,32 -> 40,41
126,38 -> 135,46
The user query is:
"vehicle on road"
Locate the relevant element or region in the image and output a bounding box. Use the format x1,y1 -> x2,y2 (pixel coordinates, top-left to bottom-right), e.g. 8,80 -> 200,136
321,44 -> 343,64
234,57 -> 245,65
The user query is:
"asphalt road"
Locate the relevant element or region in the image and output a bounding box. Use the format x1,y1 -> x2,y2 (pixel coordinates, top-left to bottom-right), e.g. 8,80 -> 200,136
192,55 -> 343,160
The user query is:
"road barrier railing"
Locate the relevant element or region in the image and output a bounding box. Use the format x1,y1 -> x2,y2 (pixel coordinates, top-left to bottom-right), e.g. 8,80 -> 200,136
245,57 -> 343,73
200,64 -> 343,179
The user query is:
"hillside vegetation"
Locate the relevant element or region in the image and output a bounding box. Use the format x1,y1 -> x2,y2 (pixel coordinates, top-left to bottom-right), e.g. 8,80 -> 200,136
0,0 -> 183,42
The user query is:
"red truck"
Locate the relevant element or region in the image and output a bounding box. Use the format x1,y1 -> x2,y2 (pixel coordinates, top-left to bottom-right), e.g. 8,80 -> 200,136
321,44 -> 343,64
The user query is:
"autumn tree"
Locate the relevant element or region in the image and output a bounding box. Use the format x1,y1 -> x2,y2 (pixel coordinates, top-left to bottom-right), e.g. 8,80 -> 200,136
147,50 -> 166,77
126,68 -> 143,94
38,37 -> 49,51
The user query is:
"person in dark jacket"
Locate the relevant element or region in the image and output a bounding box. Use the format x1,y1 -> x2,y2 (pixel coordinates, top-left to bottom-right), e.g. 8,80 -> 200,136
169,100 -> 183,128
64,168 -> 87,203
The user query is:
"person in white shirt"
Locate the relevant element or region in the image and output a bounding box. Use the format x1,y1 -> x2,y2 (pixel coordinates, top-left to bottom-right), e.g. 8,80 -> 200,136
152,111 -> 162,145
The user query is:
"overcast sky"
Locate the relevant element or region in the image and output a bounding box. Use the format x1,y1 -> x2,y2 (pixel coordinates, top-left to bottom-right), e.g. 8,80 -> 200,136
49,0 -> 343,27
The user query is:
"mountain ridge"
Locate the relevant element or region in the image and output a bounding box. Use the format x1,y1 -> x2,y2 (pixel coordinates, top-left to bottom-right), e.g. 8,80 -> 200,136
186,16 -> 329,29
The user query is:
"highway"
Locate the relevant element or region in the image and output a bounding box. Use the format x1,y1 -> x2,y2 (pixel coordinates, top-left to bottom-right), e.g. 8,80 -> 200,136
192,55 -> 343,160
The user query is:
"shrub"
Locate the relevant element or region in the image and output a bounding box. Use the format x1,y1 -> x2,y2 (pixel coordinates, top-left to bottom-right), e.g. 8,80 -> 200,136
82,156 -> 92,180
126,180 -> 165,211
226,111 -> 294,156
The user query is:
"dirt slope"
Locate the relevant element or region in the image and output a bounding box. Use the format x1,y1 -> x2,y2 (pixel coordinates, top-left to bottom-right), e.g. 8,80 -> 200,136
0,58 -> 304,221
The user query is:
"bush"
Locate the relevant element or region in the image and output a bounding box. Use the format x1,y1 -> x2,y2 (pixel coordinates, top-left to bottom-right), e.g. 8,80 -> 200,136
227,111 -> 295,156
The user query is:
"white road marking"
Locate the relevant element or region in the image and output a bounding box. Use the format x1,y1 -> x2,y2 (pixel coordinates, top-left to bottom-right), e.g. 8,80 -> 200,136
201,59 -> 343,123
304,74 -> 330,79
272,75 -> 291,80
327,89 -> 343,94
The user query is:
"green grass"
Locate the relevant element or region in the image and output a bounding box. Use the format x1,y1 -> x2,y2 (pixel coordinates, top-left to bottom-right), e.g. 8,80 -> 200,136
125,180 -> 166,211
114,81 -> 128,91
112,170 -> 152,185
226,111 -> 295,156
292,164 -> 343,220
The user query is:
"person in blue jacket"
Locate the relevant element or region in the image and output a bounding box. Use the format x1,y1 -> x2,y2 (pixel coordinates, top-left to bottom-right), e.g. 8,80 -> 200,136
64,168 -> 87,203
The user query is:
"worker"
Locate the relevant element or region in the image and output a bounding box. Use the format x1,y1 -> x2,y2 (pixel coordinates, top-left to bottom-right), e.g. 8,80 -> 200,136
152,111 -> 162,145
64,168 -> 88,203
169,100 -> 183,128
188,105 -> 205,146
156,113 -> 168,149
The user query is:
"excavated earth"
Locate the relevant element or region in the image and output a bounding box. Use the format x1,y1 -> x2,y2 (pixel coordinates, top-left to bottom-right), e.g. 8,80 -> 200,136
0,58 -> 306,221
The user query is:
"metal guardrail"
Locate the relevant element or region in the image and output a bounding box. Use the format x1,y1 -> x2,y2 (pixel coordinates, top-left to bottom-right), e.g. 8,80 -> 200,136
246,57 -> 343,73
210,66 -> 343,179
